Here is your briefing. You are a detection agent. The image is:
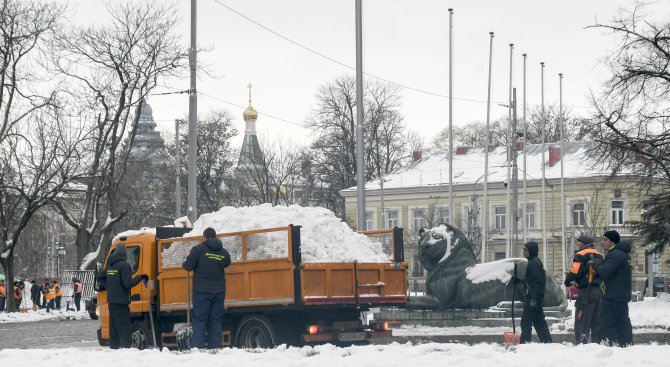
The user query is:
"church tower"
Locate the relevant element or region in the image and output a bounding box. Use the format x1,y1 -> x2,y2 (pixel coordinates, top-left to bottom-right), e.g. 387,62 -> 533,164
237,84 -> 264,169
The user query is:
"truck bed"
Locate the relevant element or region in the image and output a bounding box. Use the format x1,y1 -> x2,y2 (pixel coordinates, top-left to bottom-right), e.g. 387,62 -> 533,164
157,226 -> 407,312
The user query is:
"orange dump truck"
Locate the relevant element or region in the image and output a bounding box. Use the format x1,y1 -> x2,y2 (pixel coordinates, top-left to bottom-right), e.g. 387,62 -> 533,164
95,225 -> 407,349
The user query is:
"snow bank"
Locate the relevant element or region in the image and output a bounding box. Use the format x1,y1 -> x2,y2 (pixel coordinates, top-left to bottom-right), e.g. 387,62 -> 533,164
1,342 -> 670,366
188,205 -> 389,263
0,309 -> 90,324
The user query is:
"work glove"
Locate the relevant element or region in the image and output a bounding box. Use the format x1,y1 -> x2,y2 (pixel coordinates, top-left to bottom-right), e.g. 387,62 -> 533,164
140,274 -> 149,282
586,258 -> 601,268
511,276 -> 521,284
529,298 -> 538,309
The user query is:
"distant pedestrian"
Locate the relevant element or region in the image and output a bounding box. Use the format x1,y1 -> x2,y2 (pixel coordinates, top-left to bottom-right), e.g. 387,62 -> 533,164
73,278 -> 83,311
13,281 -> 23,311
30,280 -> 40,311
46,281 -> 56,312
40,280 -> 49,309
589,230 -> 633,347
96,244 -> 148,349
564,233 -> 603,344
182,227 -> 232,349
0,280 -> 6,312
53,280 -> 63,310
519,241 -> 553,344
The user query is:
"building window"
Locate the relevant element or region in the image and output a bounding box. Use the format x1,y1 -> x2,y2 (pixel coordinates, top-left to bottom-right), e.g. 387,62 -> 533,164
494,205 -> 506,230
525,203 -> 536,229
494,252 -> 506,261
387,210 -> 399,228
413,209 -> 425,230
611,200 -> 624,226
439,208 -> 450,224
572,202 -> 586,226
364,211 -> 374,231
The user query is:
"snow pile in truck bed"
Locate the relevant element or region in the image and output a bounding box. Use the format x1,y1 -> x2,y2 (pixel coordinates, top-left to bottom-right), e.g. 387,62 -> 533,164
162,204 -> 390,266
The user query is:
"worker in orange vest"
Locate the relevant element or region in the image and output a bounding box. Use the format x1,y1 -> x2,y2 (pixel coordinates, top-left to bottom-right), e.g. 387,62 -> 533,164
46,282 -> 57,312
54,280 -> 63,310
14,281 -> 23,311
0,280 -> 6,312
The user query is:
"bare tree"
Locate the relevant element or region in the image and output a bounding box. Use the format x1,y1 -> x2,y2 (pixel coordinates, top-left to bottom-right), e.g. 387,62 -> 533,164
0,0 -> 71,312
0,105 -> 84,312
431,104 -> 586,151
586,3 -> 670,252
306,75 -> 412,217
50,2 -> 187,268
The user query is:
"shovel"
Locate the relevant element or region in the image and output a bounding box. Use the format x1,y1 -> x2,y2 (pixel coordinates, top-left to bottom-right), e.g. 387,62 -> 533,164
143,278 -> 158,348
504,263 -> 521,346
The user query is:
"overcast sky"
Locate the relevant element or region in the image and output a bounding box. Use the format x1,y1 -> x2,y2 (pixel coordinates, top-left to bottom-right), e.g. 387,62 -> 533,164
73,0 -> 667,147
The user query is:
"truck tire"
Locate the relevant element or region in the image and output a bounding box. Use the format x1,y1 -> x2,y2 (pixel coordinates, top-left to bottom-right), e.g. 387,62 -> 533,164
235,315 -> 276,348
131,321 -> 149,350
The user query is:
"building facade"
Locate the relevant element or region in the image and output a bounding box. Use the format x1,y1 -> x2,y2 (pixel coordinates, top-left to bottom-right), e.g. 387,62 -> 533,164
341,141 -> 667,293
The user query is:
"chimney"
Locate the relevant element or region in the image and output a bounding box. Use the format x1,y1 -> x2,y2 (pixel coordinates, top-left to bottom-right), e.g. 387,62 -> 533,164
456,146 -> 469,155
548,146 -> 561,167
633,144 -> 651,166
516,141 -> 524,151
412,150 -> 422,161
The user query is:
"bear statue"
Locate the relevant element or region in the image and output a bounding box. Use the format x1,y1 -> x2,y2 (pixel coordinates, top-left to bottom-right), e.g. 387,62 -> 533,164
407,223 -> 566,310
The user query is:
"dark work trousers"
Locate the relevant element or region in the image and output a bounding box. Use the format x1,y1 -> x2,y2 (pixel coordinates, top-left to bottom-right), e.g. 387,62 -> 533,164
74,293 -> 82,311
108,303 -> 133,349
0,297 -> 5,312
597,298 -> 633,346
520,301 -> 553,344
191,292 -> 225,349
55,296 -> 61,310
47,299 -> 54,312
41,294 -> 47,308
574,286 -> 601,344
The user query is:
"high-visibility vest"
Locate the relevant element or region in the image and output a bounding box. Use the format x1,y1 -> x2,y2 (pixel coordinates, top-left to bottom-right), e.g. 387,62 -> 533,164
0,285 -> 5,298
55,285 -> 62,297
47,287 -> 56,300
14,286 -> 20,300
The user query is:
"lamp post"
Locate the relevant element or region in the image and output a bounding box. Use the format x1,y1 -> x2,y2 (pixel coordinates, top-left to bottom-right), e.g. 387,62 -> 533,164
55,242 -> 66,278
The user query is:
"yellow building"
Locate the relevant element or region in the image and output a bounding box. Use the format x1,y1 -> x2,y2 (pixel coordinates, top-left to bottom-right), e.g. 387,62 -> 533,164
341,141 -> 668,293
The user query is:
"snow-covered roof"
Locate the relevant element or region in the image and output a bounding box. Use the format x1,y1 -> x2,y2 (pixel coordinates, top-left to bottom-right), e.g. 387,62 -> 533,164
342,141 -> 620,194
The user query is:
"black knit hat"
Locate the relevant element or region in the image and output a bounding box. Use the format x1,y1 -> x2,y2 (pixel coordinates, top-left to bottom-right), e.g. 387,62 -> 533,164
603,230 -> 620,244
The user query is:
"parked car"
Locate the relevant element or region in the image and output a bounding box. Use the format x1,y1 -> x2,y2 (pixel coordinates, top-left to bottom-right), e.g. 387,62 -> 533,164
566,285 -> 579,300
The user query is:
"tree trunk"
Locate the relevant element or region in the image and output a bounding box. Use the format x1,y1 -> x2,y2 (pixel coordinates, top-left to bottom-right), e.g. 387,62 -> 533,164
1,257 -> 16,312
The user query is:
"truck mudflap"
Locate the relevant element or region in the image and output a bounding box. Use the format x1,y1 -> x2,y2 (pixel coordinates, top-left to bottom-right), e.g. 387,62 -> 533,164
97,328 -> 110,346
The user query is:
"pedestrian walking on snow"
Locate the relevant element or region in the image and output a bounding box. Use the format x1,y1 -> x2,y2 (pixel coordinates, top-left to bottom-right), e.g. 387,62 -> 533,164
520,241 -> 553,344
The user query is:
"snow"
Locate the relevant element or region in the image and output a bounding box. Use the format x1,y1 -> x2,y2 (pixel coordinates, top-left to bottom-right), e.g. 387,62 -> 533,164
113,227 -> 157,242
183,204 -> 389,263
0,309 -> 90,323
174,216 -> 192,228
0,341 -> 669,366
342,141 -> 620,192
465,259 -> 519,284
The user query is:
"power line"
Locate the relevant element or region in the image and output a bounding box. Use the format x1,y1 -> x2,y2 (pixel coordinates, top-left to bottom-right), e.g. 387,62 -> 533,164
210,0 -> 503,104
198,91 -> 305,127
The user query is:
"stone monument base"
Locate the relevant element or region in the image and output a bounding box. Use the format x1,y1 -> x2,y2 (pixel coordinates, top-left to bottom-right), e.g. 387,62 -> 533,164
373,301 -> 571,328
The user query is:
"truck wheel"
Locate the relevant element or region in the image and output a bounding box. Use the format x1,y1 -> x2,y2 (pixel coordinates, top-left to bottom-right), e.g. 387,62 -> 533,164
131,322 -> 148,350
235,316 -> 275,348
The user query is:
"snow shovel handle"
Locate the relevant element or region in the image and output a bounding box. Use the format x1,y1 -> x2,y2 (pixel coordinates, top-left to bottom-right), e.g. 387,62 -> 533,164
144,279 -> 157,347
186,271 -> 191,326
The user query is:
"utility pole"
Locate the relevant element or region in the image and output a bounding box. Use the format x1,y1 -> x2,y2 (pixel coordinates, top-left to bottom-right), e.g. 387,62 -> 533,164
540,62 -> 547,264
175,119 -> 182,218
522,53 -> 528,244
355,0 -> 365,231
506,43 -> 514,257
559,73 -> 566,273
511,88 -> 519,257
187,0 -> 198,223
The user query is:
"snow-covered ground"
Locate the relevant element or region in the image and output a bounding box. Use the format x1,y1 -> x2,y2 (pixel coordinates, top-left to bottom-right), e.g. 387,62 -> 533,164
1,342 -> 669,366
0,308 -> 90,324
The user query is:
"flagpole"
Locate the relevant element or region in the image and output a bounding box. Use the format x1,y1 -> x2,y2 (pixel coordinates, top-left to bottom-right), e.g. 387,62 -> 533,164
482,31 -> 494,263
506,43 -> 514,258
559,73 -> 566,274
541,62 -> 547,264
522,53 -> 528,245
448,8 -> 454,222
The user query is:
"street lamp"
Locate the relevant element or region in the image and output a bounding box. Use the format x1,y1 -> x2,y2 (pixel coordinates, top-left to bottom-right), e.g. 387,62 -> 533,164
56,242 -> 66,277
